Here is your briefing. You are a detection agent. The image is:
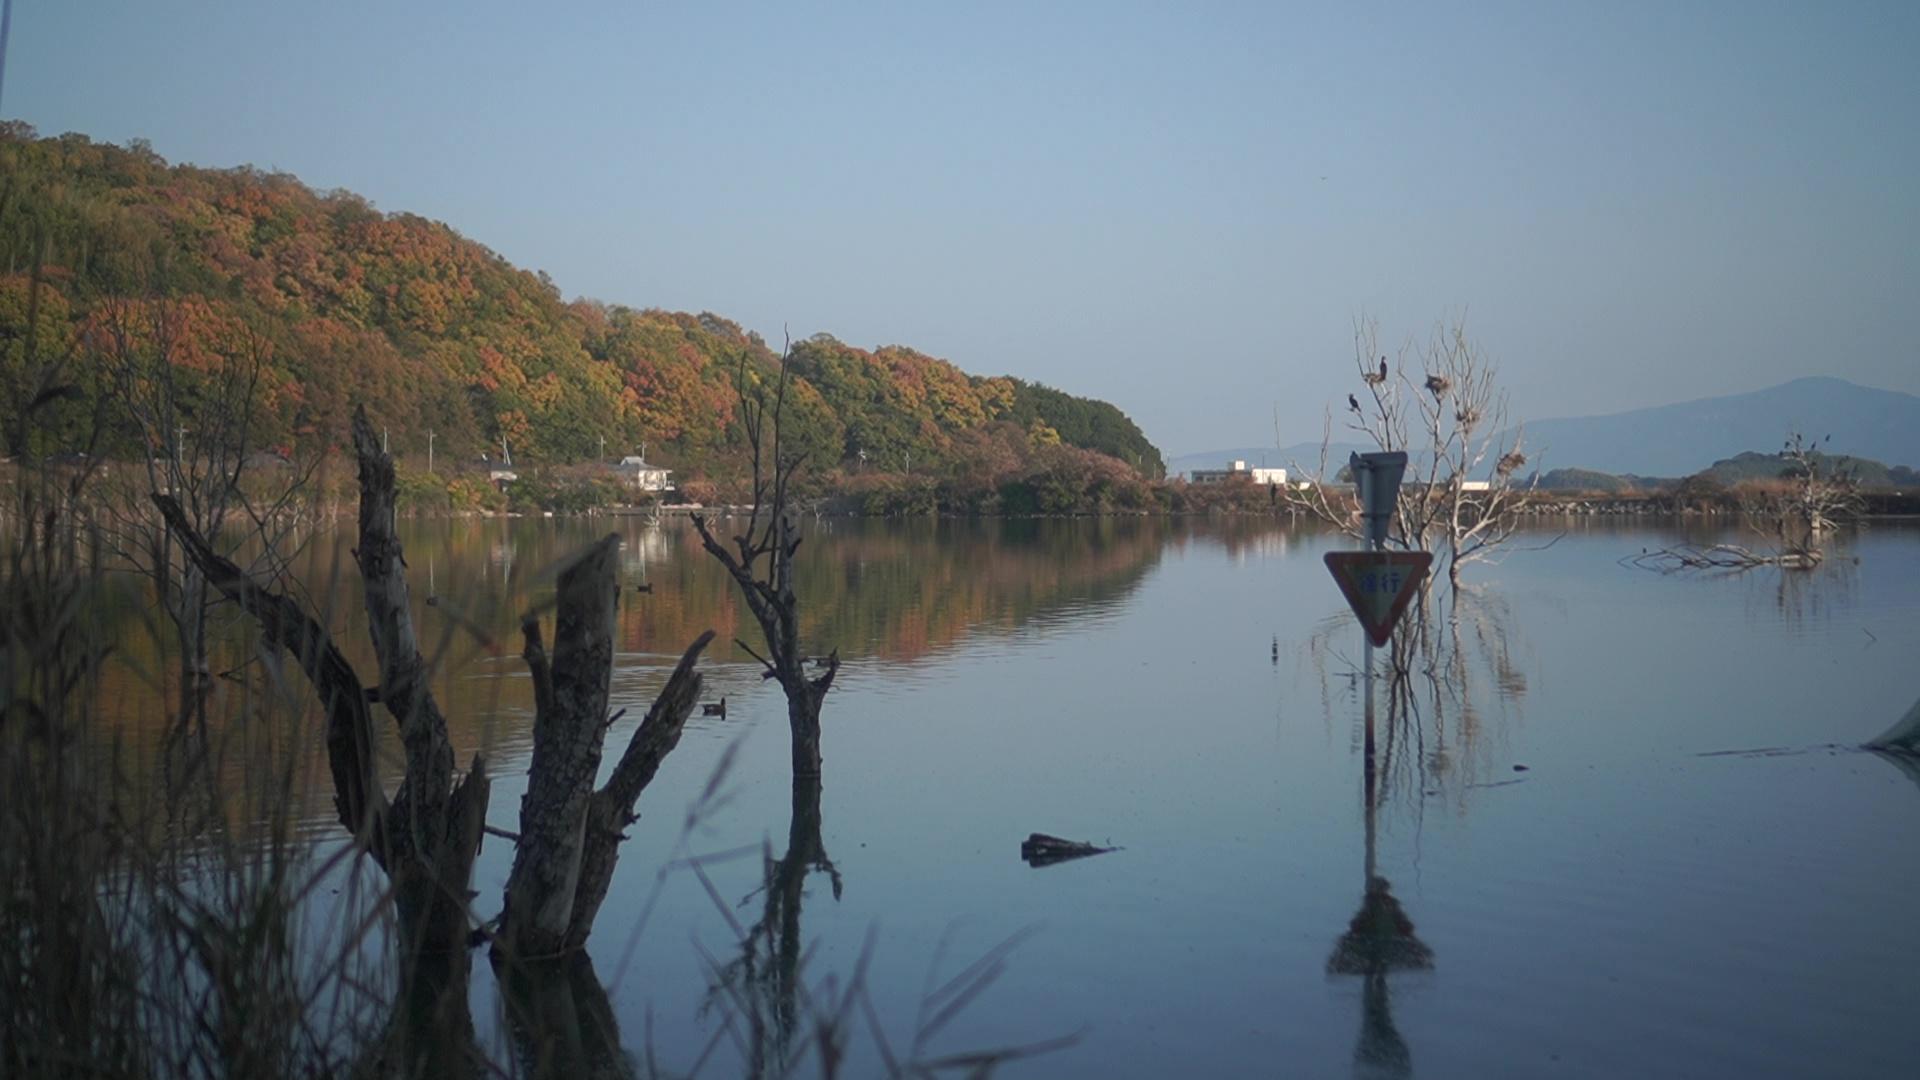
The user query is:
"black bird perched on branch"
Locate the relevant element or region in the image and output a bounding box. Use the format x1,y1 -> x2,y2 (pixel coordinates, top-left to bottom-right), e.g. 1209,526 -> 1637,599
1363,356 -> 1388,387
1348,394 -> 1362,413
1425,374 -> 1450,396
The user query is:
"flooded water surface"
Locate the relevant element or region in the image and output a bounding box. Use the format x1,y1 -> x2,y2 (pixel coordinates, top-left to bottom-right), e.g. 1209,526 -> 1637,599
108,516 -> 1920,1078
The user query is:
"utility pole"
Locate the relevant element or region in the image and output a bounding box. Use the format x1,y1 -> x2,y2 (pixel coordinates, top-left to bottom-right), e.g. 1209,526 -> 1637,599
427,429 -> 436,475
171,426 -> 190,489
904,449 -> 911,477
383,427 -> 389,453
598,435 -> 606,461
0,0 -> 13,116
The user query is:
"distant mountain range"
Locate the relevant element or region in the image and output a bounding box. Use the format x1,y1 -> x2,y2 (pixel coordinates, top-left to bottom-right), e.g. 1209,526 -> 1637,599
1174,377 -> 1920,479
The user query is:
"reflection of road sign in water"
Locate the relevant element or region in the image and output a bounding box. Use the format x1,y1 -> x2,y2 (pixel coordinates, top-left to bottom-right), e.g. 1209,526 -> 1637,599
1324,551 -> 1432,647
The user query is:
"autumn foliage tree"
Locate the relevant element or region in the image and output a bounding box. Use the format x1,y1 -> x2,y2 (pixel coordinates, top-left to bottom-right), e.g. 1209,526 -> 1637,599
0,124 -> 1160,497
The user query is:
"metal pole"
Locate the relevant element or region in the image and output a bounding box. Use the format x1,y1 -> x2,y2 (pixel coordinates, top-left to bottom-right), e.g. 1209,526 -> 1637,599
0,0 -> 14,115
1360,462 -> 1378,774
1364,636 -> 1376,768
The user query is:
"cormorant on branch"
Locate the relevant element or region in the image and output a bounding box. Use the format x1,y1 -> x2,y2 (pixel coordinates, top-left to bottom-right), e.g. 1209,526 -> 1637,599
1348,394 -> 1362,413
1424,374 -> 1450,396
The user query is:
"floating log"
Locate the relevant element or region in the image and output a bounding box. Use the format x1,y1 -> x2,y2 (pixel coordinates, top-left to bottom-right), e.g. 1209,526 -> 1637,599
1021,832 -> 1115,867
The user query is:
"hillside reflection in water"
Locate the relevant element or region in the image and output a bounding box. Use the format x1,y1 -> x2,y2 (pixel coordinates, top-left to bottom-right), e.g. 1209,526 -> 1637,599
92,517 -> 1920,1077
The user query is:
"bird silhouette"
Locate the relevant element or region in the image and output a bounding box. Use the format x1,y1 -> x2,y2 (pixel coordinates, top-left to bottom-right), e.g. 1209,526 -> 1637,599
1348,394 -> 1362,413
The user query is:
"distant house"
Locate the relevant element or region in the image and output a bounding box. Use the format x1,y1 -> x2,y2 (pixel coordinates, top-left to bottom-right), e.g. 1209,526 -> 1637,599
478,452 -> 517,488
617,455 -> 673,493
1189,459 -> 1288,486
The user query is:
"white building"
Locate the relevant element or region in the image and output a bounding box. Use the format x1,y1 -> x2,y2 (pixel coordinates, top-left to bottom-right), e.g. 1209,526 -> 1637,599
1189,459 -> 1288,486
617,455 -> 674,492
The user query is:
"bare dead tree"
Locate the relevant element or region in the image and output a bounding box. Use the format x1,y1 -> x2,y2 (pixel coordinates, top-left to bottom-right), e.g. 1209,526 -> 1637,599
1748,431 -> 1863,552
91,293 -> 318,740
691,345 -> 839,779
1287,317 -> 1535,589
155,405 -> 715,1073
1635,433 -> 1861,574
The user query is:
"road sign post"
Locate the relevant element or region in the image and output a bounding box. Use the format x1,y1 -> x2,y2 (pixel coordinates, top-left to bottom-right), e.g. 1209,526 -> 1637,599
1339,451 -> 1413,771
1349,451 -> 1407,550
1323,552 -> 1434,649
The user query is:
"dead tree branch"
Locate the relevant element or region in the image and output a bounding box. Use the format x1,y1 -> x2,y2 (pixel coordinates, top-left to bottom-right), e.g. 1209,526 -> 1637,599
692,342 -> 839,778
150,492 -> 392,867
566,629 -> 717,951
1286,316 -> 1534,589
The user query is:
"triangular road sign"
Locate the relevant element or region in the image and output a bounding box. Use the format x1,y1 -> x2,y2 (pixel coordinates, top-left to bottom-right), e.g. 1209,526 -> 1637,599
1324,551 -> 1433,647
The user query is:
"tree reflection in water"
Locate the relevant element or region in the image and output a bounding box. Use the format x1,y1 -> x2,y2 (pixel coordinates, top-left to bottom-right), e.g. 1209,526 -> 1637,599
706,777 -> 842,1079
496,951 -> 636,1080
699,778 -> 1073,1078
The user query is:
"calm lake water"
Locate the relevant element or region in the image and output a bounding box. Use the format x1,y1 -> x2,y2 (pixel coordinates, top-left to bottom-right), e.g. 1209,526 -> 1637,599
107,515 -> 1920,1078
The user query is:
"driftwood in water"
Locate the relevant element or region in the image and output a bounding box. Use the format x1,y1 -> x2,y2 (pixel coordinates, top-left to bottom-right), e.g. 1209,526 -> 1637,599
1626,543 -> 1821,573
1020,833 -> 1116,867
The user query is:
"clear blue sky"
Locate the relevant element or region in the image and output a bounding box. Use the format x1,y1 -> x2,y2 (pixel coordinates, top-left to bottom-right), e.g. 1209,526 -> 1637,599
8,1 -> 1918,455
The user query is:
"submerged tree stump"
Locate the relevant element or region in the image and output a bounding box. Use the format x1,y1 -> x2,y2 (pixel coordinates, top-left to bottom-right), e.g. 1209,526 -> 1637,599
157,403 -> 717,1073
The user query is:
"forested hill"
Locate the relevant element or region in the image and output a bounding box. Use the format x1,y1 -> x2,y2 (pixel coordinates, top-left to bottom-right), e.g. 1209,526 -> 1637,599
0,125 -> 1162,481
